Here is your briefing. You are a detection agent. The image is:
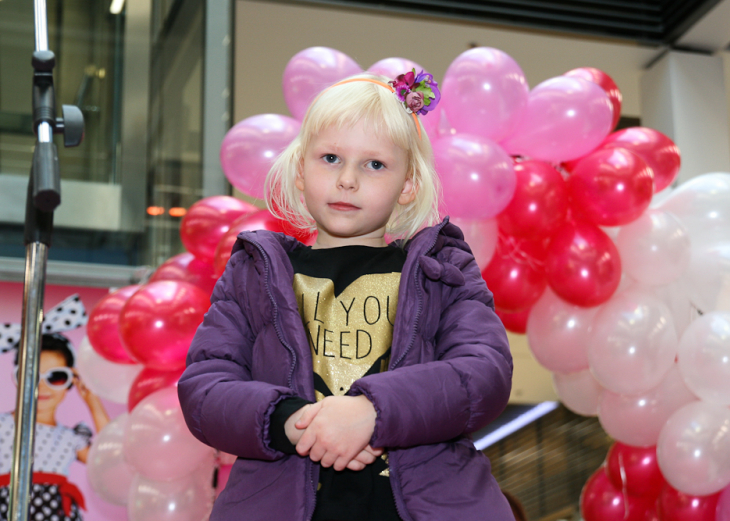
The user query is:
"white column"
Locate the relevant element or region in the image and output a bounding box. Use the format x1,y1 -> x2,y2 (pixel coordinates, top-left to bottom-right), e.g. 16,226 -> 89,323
640,50 -> 730,185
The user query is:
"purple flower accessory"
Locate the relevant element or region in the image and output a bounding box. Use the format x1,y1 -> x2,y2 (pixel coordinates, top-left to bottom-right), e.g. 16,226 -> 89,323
389,69 -> 440,116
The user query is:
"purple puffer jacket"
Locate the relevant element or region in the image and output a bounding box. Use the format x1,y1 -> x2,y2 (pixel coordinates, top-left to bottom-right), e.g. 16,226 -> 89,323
178,218 -> 514,521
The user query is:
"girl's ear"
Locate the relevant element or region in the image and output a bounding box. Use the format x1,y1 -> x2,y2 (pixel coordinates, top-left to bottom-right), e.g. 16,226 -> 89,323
295,158 -> 305,192
398,177 -> 417,206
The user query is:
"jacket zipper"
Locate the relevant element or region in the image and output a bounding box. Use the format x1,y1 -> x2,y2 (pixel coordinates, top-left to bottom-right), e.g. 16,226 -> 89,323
389,219 -> 448,521
247,238 -> 318,521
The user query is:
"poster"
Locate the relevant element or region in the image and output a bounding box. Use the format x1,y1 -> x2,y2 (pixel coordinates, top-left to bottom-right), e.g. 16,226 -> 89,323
0,281 -> 128,521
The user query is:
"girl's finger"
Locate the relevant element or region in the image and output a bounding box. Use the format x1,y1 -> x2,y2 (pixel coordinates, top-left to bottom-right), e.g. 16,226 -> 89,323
295,402 -> 321,429
308,444 -> 325,463
364,445 -> 384,457
320,451 -> 337,469
346,460 -> 366,472
353,450 -> 376,465
296,429 -> 316,457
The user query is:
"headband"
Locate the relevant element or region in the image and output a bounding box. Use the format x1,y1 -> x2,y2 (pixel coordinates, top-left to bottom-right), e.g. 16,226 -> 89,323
305,70 -> 441,140
0,294 -> 87,353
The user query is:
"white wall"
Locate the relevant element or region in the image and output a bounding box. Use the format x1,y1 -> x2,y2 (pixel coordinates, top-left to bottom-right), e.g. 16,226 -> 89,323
234,0 -> 660,123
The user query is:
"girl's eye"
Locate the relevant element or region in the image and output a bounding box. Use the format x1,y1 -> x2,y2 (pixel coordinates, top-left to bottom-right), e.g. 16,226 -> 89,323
368,160 -> 385,170
323,154 -> 339,164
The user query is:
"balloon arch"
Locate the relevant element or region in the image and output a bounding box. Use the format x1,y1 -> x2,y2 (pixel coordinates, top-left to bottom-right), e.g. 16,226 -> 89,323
78,46 -> 730,521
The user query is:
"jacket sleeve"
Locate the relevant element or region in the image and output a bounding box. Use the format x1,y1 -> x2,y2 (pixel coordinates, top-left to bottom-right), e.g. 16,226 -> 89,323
348,247 -> 513,449
178,250 -> 298,461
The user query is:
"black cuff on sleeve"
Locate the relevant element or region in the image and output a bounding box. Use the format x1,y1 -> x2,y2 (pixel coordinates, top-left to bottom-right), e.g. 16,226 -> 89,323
269,397 -> 312,454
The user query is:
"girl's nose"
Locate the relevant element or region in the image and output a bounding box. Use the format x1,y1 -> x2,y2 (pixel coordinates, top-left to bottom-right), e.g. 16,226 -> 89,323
337,165 -> 358,190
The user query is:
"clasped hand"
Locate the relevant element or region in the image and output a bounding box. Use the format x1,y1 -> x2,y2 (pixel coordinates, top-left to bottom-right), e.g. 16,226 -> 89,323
284,395 -> 383,472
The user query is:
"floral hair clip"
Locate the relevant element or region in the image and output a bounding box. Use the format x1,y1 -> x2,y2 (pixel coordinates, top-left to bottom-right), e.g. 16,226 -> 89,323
389,69 -> 441,116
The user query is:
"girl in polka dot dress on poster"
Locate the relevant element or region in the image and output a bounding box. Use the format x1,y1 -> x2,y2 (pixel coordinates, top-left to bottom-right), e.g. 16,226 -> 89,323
0,295 -> 110,521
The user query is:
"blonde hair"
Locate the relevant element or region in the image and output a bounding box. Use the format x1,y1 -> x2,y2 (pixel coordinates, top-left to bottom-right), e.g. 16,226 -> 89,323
266,73 -> 441,242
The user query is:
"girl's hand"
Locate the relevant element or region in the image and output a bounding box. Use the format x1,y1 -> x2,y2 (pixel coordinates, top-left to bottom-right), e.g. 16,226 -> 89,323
294,395 -> 377,471
346,445 -> 384,471
73,371 -> 110,432
73,372 -> 97,406
284,402 -> 322,445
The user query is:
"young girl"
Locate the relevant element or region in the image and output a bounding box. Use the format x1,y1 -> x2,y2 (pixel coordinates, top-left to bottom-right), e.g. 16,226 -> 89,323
179,72 -> 514,521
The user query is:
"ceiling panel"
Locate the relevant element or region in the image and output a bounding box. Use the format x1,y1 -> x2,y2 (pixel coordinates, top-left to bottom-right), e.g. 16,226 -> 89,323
289,0 -> 722,45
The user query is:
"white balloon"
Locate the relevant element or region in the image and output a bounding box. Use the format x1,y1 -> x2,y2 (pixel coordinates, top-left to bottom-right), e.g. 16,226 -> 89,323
76,336 -> 143,403
678,312 -> 730,405
86,414 -> 136,505
660,172 -> 730,249
683,241 -> 730,314
616,209 -> 690,285
588,288 -> 678,395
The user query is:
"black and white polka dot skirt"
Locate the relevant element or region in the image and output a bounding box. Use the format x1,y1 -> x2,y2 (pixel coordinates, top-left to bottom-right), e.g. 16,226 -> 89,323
0,484 -> 82,521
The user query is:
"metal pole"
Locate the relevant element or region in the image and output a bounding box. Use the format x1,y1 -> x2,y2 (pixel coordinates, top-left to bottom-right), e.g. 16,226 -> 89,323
8,0 -> 53,519
8,244 -> 47,521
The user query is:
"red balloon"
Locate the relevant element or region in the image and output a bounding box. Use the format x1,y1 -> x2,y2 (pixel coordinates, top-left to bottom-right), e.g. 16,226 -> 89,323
601,127 -> 681,193
606,443 -> 666,498
119,281 -> 210,370
87,285 -> 141,364
495,307 -> 531,334
213,209 -> 316,276
565,67 -> 623,130
180,196 -> 258,264
498,160 -> 569,238
482,236 -> 547,313
545,221 -> 621,307
656,486 -> 720,521
149,252 -> 218,296
567,147 -> 654,226
581,467 -> 658,521
127,366 -> 185,412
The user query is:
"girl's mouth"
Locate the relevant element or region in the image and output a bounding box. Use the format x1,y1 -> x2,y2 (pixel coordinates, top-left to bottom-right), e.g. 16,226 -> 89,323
328,202 -> 359,211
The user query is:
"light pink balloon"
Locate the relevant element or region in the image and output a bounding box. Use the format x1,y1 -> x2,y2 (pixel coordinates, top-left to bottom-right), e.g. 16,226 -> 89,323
441,47 -> 528,142
683,241 -> 730,315
657,401 -> 730,496
435,134 -> 516,220
552,370 -> 603,416
588,288 -> 678,395
598,364 -> 698,447
500,76 -> 613,163
282,47 -> 362,120
216,464 -> 232,498
652,280 -> 696,338
123,387 -> 214,481
220,114 -> 300,199
127,467 -> 214,521
527,289 -> 597,373
448,217 -> 498,270
87,414 -> 136,506
678,312 -> 730,405
616,209 -> 691,286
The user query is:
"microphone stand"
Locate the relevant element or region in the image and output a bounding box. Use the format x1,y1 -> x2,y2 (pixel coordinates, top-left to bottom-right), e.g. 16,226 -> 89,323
8,0 -> 84,519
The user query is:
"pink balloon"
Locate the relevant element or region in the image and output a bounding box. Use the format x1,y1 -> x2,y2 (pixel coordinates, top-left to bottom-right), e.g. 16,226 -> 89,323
87,414 -> 136,506
495,308 -> 531,335
616,210 -> 691,286
449,217 -> 498,270
567,147 -> 654,226
657,486 -> 720,521
179,196 -> 258,264
606,443 -> 665,499
441,47 -> 528,141
498,160 -> 569,238
216,464 -> 232,498
435,134 -> 516,220
552,370 -> 603,417
220,114 -> 301,199
657,401 -> 730,496
282,47 -> 362,120
500,76 -> 613,163
598,364 -> 697,447
677,312 -> 730,405
119,281 -> 210,370
588,288 -> 678,395
564,67 -> 623,130
545,220 -> 622,307
581,467 -> 658,521
127,468 -> 214,521
149,252 -> 219,296
718,485 -> 730,521
527,289 -> 597,373
601,127 -> 681,193
123,387 -> 214,482
87,285 -> 141,364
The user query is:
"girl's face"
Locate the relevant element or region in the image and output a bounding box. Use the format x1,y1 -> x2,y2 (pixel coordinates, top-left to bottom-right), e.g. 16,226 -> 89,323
297,120 -> 416,248
35,351 -> 71,412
